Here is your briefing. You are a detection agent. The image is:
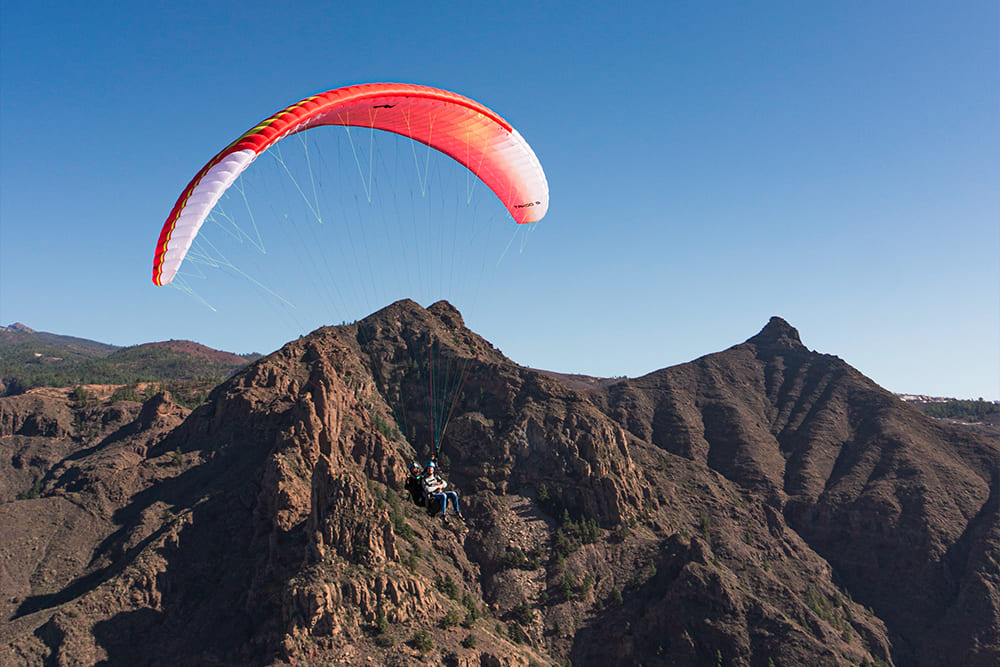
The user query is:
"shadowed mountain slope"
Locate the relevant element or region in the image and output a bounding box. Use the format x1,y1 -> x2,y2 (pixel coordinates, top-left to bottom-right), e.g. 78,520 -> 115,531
591,316 -> 999,665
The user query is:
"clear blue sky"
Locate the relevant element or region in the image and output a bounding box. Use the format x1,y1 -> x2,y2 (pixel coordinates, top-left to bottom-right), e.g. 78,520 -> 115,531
2,1 -> 997,400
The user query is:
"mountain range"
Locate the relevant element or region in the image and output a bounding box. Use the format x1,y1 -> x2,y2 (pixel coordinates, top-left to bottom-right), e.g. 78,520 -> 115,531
1,302 -> 997,666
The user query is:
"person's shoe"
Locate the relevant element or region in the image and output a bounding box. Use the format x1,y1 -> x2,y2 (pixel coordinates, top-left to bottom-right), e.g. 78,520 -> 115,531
456,512 -> 466,521
441,514 -> 449,524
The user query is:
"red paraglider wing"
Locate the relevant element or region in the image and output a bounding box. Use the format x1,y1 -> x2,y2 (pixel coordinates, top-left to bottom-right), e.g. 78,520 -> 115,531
153,83 -> 548,286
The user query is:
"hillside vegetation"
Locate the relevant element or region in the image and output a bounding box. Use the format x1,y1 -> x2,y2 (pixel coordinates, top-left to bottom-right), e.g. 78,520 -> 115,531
0,329 -> 256,396
917,398 -> 998,421
907,398 -> 1000,440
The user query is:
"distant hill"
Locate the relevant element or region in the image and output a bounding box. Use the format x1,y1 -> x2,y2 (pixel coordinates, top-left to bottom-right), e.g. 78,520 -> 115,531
0,325 -> 258,396
102,340 -> 254,379
900,395 -> 1000,440
1,322 -> 37,333
0,324 -> 118,357
532,369 -> 623,390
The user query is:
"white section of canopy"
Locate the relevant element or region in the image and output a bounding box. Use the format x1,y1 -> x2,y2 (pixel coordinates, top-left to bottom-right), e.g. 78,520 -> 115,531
158,150 -> 257,285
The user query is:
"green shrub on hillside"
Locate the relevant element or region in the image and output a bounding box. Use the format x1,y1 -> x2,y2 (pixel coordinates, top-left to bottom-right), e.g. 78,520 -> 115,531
410,629 -> 433,655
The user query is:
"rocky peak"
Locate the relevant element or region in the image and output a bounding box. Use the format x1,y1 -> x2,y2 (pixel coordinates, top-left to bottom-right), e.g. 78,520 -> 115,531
427,299 -> 466,329
744,316 -> 804,350
426,299 -> 461,317
3,322 -> 36,333
361,299 -> 466,337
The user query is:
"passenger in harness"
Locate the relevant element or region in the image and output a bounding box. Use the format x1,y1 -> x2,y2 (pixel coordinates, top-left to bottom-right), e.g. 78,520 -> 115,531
421,461 -> 464,524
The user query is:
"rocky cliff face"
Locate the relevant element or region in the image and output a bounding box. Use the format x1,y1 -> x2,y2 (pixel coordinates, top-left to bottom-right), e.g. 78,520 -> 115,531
1,304 -> 996,666
593,316 -> 999,665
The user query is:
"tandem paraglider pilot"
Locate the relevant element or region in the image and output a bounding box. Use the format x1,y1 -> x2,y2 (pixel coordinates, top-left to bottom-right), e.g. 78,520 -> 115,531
405,461 -> 425,507
421,461 -> 463,523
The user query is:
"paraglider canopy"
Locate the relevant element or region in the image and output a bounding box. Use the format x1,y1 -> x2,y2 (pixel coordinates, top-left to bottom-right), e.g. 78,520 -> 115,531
153,82 -> 549,286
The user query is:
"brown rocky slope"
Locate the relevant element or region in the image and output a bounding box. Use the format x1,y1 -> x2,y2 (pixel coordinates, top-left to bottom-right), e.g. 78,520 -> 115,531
1,303 -> 996,666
